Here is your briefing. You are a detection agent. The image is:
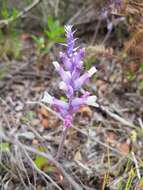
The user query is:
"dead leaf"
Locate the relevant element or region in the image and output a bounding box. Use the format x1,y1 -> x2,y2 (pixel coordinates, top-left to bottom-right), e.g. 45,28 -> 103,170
41,118 -> 49,128
95,80 -> 106,89
138,74 -> 143,80
118,142 -> 130,155
106,131 -> 117,144
32,139 -> 39,145
136,181 -> 143,190
37,107 -> 49,117
31,119 -> 40,126
36,185 -> 45,190
95,80 -> 108,96
31,86 -> 45,92
20,33 -> 31,41
74,150 -> 82,161
78,105 -> 92,119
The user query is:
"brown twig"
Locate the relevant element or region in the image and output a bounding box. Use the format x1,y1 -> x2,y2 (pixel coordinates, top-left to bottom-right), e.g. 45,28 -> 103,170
0,0 -> 42,27
91,19 -> 101,45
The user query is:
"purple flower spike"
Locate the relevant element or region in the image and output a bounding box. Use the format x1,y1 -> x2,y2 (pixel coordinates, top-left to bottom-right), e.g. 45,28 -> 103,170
42,25 -> 98,129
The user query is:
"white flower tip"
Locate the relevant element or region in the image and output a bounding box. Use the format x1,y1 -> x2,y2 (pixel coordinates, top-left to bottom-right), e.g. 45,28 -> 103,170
86,96 -> 99,107
88,67 -> 97,77
52,61 -> 60,70
59,81 -> 67,91
41,92 -> 53,104
65,25 -> 72,32
66,71 -> 71,78
73,46 -> 79,52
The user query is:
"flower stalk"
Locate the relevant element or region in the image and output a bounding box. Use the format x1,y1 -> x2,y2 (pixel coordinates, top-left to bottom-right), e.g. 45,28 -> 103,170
55,127 -> 68,160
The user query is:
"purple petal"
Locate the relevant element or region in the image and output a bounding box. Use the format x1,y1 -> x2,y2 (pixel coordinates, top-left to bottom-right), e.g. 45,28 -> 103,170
53,99 -> 69,110
71,97 -> 85,111
60,52 -> 72,70
74,67 -> 97,90
42,92 -> 70,111
53,61 -> 71,84
71,67 -> 81,80
73,48 -> 85,68
71,48 -> 85,79
59,81 -> 74,98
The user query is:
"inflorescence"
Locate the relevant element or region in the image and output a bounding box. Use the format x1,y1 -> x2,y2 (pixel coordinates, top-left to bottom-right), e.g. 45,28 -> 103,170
42,25 -> 98,129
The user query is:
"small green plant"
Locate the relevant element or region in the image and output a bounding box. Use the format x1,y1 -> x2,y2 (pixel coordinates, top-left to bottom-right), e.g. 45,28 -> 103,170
32,35 -> 47,55
1,7 -> 19,35
32,16 -> 65,64
0,6 -> 21,60
125,71 -> 136,81
1,7 -> 18,20
44,16 -> 65,50
0,35 -> 22,59
20,111 -> 36,124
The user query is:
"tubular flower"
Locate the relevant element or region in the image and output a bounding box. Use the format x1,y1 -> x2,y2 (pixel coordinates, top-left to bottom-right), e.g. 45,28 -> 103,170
42,25 -> 98,128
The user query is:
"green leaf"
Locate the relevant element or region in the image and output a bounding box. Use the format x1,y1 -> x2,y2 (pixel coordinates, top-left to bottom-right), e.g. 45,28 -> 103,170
54,37 -> 65,43
34,147 -> 55,172
38,37 -> 45,45
60,96 -> 67,102
46,16 -> 65,42
1,8 -> 9,19
21,111 -> 36,124
26,111 -> 36,120
12,8 -> 19,20
44,30 -> 52,38
0,142 -> 10,152
47,16 -> 55,31
140,63 -> 143,72
51,28 -> 64,38
32,35 -> 38,42
126,71 -> 136,81
32,35 -> 45,49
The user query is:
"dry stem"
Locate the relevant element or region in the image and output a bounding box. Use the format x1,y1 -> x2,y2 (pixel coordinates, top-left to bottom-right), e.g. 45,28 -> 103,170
56,127 -> 68,160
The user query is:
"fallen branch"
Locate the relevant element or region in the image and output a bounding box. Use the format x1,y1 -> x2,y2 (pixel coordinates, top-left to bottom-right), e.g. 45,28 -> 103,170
0,0 -> 42,27
100,105 -> 137,129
